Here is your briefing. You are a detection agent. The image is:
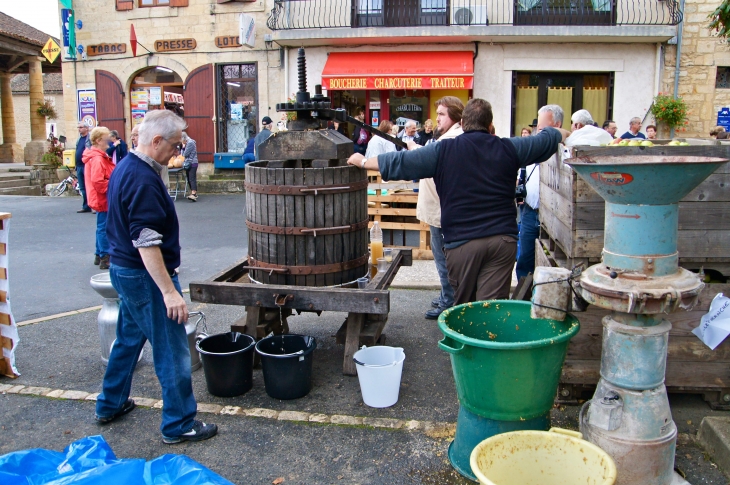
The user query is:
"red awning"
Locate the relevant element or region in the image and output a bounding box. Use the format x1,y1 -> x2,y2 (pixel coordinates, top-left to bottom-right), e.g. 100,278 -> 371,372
322,51 -> 473,91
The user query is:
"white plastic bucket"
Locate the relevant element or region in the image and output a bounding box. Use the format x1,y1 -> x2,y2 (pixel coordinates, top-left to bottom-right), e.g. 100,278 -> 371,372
531,266 -> 572,321
353,346 -> 405,408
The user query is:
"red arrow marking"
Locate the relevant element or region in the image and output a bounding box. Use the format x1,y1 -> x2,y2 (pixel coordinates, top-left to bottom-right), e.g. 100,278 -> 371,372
611,212 -> 640,219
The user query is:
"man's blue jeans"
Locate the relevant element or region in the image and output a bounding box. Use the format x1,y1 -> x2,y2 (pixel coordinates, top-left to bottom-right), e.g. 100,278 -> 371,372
430,225 -> 454,309
516,204 -> 540,280
243,153 -> 255,165
96,211 -> 109,257
76,164 -> 90,211
96,265 -> 196,437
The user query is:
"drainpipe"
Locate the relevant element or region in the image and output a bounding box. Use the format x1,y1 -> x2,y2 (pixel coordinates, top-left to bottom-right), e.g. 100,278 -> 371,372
671,0 -> 686,138
284,47 -> 289,104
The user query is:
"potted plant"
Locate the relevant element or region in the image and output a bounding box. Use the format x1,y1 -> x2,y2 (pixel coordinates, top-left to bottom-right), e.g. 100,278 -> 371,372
41,135 -> 66,180
709,1 -> 730,38
649,93 -> 688,138
36,99 -> 58,120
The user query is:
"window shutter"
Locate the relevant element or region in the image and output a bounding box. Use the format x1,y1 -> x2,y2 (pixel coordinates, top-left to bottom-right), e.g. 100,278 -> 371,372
170,0 -> 189,6
116,0 -> 133,10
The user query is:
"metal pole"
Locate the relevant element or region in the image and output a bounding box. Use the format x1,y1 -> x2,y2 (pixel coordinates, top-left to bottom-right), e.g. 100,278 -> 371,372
671,0 -> 686,138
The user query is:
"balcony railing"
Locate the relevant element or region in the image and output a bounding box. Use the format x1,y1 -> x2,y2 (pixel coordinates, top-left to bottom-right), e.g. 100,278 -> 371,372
267,0 -> 682,30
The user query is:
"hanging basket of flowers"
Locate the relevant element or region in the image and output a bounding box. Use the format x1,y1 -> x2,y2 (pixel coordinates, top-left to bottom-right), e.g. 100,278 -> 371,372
649,93 -> 688,131
36,100 -> 58,120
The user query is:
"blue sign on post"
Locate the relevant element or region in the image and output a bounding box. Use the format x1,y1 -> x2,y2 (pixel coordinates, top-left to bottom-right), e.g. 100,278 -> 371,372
717,107 -> 730,131
61,9 -> 76,59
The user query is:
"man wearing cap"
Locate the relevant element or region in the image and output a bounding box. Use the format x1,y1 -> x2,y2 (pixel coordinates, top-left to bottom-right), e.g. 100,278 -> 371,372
254,116 -> 274,161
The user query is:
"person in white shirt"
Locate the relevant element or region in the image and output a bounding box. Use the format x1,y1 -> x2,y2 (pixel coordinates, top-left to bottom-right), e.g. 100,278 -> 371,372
516,104 -> 563,280
365,120 -> 397,158
409,96 -> 464,319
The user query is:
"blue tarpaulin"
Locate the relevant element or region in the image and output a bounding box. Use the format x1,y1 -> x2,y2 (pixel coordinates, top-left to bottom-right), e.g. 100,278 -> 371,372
0,435 -> 234,485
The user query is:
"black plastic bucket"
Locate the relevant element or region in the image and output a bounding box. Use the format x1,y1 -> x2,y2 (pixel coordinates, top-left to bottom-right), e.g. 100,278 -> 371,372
255,334 -> 316,400
196,332 -> 255,397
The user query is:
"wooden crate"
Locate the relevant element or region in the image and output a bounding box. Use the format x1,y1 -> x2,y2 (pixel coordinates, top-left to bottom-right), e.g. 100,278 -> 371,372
539,145 -> 730,276
367,170 -> 432,260
536,238 -> 730,410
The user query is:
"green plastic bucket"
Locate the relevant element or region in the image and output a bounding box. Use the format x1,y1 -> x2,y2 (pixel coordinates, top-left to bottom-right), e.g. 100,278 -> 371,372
438,300 -> 580,421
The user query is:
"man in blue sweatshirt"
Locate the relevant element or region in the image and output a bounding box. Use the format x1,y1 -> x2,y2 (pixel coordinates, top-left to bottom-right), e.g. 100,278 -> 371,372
348,99 -> 570,304
96,110 -> 217,445
75,122 -> 91,213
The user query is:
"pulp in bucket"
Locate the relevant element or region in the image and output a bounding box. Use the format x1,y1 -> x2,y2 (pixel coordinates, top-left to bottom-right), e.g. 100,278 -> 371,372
353,346 -> 405,408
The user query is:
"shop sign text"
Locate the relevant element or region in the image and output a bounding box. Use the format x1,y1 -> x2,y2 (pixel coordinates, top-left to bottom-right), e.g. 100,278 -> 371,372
325,76 -> 472,90
215,36 -> 242,48
154,38 -> 196,52
87,43 -> 126,57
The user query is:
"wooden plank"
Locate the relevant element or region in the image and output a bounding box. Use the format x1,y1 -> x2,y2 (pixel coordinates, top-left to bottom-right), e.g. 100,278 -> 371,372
314,169 -> 325,287
371,221 -> 430,231
324,167 -> 335,287
305,168 -> 316,287
0,243 -> 6,255
0,267 -> 7,280
0,313 -> 10,325
571,145 -> 730,160
368,194 -> 420,203
190,280 -> 391,314
562,359 -> 730,388
0,291 -> 6,303
275,169 -> 286,285
683,173 -> 730,202
343,312 -> 365,375
535,239 -> 555,268
342,168 -> 352,283
333,168 -> 343,285
368,208 -> 419,217
284,169 -> 296,286
0,212 -> 11,221
292,169 -> 305,287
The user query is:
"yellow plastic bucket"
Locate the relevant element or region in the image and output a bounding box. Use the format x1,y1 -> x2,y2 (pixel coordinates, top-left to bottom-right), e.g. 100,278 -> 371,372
470,428 -> 616,485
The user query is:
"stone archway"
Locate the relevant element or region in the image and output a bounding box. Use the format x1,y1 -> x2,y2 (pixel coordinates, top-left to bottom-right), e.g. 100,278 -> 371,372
121,56 -> 190,91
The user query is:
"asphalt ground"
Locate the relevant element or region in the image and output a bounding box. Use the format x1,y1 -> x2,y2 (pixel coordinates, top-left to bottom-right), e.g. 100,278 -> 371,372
0,194 -> 729,484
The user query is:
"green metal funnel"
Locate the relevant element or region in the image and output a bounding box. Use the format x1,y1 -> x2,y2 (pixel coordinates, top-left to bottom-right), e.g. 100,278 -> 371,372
567,155 -> 726,205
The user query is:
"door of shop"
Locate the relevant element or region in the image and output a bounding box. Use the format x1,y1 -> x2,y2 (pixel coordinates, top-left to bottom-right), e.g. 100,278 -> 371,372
184,64 -> 215,162
215,63 -> 258,154
95,70 -> 126,136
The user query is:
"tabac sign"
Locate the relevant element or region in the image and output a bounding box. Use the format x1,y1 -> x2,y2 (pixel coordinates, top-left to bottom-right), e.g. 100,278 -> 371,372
42,38 -> 61,63
323,76 -> 472,90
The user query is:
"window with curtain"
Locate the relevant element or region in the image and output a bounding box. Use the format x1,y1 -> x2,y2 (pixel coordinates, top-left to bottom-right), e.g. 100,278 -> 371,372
511,72 -> 612,135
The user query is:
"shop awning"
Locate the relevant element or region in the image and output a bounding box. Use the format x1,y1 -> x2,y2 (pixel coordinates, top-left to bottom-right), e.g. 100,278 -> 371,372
322,51 -> 473,91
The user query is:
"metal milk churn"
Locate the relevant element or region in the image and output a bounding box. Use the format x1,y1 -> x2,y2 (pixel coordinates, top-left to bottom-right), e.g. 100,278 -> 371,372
89,273 -> 122,365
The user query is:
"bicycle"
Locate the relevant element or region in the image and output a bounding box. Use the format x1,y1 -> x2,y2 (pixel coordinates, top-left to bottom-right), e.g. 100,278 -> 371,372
49,166 -> 80,197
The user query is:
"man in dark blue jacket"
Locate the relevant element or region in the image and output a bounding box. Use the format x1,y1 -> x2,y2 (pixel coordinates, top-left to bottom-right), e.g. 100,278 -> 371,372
75,122 -> 91,213
348,99 -> 570,304
96,110 -> 217,445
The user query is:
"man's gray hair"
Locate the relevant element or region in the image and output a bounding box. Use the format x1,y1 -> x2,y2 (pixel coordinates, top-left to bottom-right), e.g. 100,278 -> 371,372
181,131 -> 189,141
538,104 -> 564,125
138,110 -> 187,146
572,109 -> 594,126
630,117 -> 642,125
405,120 -> 416,128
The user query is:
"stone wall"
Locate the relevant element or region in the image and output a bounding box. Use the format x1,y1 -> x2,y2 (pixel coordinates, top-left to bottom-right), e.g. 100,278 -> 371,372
63,0 -> 282,149
0,94 -> 65,148
661,0 -> 730,137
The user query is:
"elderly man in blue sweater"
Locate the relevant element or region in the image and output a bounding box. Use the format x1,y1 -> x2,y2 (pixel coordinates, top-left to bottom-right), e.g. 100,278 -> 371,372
95,110 -> 217,445
348,99 -> 570,304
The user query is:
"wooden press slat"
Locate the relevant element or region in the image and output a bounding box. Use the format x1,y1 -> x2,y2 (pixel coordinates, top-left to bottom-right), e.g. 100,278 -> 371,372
342,168 -> 353,283
333,168 -> 343,285
305,168 -> 316,287
275,168 -> 286,285
324,167 -> 335,287
284,169 -> 295,286
314,168 -> 325,287
293,168 -> 306,287
0,290 -> 6,303
266,168 -> 277,283
0,313 -> 10,325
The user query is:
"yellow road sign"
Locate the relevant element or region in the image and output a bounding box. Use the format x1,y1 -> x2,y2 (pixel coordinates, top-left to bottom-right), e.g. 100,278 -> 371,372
42,38 -> 61,64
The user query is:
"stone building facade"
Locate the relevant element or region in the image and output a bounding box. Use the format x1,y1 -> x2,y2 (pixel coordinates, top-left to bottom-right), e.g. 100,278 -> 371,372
61,0 -> 282,175
0,74 -> 66,148
661,0 -> 730,138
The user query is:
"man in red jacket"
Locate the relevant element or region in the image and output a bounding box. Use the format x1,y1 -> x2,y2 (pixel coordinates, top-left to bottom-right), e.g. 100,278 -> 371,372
83,127 -> 116,269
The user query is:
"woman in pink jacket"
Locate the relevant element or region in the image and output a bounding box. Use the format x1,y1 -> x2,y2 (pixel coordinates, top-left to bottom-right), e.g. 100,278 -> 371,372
83,127 -> 115,269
